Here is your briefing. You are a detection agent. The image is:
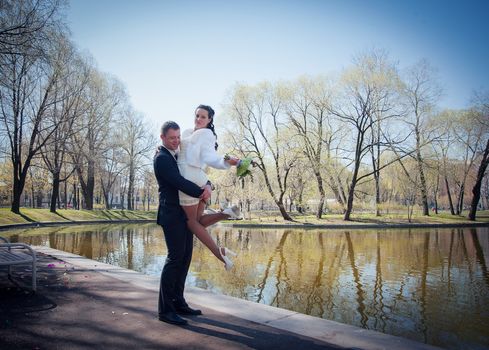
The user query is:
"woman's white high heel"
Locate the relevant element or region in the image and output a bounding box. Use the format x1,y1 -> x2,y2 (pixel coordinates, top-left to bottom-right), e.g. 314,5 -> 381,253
219,247 -> 237,270
222,205 -> 241,219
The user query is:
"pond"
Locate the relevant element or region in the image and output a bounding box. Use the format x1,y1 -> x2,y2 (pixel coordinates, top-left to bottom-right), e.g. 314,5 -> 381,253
4,223 -> 489,350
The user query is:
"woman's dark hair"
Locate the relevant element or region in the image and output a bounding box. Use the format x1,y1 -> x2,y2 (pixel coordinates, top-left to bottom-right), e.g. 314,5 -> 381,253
196,104 -> 218,150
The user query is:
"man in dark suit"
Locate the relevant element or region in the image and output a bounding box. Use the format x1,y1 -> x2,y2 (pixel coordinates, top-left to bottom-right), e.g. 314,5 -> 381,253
154,121 -> 211,326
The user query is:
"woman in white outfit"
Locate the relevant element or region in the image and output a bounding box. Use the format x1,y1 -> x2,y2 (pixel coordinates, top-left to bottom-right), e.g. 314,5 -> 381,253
178,105 -> 240,270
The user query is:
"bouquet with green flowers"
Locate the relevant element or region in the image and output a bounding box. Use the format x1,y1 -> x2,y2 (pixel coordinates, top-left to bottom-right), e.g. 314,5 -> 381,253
225,154 -> 257,179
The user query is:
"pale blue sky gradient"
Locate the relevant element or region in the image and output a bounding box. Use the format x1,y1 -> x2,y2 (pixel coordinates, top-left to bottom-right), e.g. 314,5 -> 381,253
67,0 -> 489,133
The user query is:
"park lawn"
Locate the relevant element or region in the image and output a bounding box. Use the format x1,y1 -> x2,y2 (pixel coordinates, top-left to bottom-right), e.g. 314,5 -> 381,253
0,208 -> 487,227
237,210 -> 489,225
0,208 -> 156,226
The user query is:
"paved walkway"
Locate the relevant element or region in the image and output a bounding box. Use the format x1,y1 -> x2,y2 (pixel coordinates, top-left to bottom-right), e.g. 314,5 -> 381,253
0,247 -> 441,350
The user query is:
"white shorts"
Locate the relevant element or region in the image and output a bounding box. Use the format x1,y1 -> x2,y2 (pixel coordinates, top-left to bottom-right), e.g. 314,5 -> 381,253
178,163 -> 208,206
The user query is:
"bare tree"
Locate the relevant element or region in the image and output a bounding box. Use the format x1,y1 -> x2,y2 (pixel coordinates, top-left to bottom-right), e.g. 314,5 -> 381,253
0,0 -> 63,56
431,110 -> 457,214
99,146 -> 125,209
27,159 -> 49,207
286,158 -> 313,214
365,52 -> 404,217
330,49 -> 404,221
0,0 -> 68,213
286,75 -> 344,218
468,91 -> 489,220
140,167 -> 157,211
116,108 -> 154,210
39,35 -> 89,212
401,59 -> 442,216
70,70 -> 124,209
225,82 -> 297,221
450,109 -> 487,214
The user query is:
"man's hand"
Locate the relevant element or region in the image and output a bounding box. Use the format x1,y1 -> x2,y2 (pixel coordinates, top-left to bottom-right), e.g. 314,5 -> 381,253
200,184 -> 212,202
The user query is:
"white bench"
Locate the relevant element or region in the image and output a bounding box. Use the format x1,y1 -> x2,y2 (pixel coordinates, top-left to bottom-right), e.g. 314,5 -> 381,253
0,236 -> 37,291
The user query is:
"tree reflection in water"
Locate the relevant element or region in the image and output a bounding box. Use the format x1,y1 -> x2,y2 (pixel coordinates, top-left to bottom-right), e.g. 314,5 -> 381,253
6,224 -> 489,350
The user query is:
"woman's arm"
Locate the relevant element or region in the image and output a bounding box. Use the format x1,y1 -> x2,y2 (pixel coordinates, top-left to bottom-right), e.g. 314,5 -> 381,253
199,129 -> 230,169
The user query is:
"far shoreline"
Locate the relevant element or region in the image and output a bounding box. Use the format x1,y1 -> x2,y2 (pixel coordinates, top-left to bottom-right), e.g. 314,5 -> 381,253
1,218 -> 488,232
1,207 -> 488,232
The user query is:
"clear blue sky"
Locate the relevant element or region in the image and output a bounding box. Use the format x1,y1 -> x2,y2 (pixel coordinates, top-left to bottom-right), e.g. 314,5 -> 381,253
66,0 -> 489,133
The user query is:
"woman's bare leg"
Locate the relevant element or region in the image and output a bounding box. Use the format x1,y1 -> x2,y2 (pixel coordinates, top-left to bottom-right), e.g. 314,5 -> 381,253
199,212 -> 229,227
182,203 -> 225,263
198,200 -> 235,227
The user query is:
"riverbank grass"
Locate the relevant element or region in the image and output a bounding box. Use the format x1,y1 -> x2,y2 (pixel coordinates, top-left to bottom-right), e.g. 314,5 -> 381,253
0,208 -> 487,226
0,208 -> 156,225
239,210 -> 489,225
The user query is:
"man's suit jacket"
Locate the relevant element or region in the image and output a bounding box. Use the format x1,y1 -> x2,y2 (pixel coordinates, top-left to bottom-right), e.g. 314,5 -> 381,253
153,146 -> 203,226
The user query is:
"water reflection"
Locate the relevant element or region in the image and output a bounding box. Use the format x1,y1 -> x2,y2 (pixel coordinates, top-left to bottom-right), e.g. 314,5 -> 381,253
5,224 -> 489,350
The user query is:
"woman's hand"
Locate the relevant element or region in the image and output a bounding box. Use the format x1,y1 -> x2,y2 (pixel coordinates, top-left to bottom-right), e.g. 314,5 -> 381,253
225,156 -> 240,166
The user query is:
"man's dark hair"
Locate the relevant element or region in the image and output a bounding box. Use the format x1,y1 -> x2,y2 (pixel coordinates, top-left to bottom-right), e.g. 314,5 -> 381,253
161,121 -> 180,136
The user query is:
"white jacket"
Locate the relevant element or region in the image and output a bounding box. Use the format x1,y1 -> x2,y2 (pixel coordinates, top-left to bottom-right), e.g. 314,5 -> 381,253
180,128 -> 229,170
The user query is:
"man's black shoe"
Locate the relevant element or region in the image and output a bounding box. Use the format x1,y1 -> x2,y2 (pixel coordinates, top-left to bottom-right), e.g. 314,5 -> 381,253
158,312 -> 188,325
176,306 -> 202,316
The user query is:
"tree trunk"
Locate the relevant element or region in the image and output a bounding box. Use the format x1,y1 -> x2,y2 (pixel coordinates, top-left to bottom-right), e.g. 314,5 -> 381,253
327,173 -> 345,207
373,130 -> 381,217
50,173 -> 60,213
276,200 -> 293,221
468,139 -> 489,221
445,177 -> 455,215
57,185 -> 61,209
86,159 -> 95,210
344,148 -> 361,221
416,148 -> 429,216
11,178 -> 21,214
72,183 -> 77,209
78,161 -> 95,210
120,192 -> 125,210
415,117 -> 429,216
64,177 -> 68,209
337,175 -> 348,210
104,191 -> 110,209
316,195 -> 325,219
315,172 -> 325,219
433,175 -> 440,214
344,183 -> 355,221
101,179 -> 110,209
312,170 -> 325,219
36,191 -> 43,207
11,159 -> 30,214
374,171 -> 381,216
128,165 -> 135,210
456,183 -> 465,215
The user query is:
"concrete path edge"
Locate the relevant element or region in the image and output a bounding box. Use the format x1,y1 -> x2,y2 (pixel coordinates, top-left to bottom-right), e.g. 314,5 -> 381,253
33,246 -> 442,350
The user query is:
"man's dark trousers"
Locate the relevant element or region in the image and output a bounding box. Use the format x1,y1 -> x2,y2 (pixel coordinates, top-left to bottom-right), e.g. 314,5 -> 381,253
158,218 -> 193,315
